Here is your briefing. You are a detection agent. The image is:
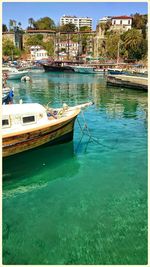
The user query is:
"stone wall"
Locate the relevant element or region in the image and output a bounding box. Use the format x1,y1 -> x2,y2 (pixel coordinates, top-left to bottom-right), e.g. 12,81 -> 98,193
2,32 -> 15,44
23,32 -> 56,48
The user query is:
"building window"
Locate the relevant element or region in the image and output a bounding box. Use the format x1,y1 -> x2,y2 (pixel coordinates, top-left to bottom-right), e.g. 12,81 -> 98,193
128,20 -> 130,25
114,20 -> 116,25
120,20 -> 122,25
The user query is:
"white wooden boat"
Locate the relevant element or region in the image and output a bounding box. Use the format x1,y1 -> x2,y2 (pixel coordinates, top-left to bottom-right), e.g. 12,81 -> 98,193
2,102 -> 92,157
3,67 -> 29,80
8,70 -> 29,80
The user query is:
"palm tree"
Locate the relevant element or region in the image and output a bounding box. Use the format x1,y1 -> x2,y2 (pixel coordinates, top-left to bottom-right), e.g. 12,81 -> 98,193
122,29 -> 144,60
28,18 -> 34,28
122,29 -> 143,50
9,19 -> 13,30
2,24 -> 8,32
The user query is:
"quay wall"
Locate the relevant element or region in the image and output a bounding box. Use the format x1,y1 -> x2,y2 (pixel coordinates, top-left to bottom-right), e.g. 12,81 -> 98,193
107,75 -> 148,91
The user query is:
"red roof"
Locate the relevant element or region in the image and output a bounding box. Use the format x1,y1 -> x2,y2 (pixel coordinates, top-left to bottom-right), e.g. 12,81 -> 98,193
112,16 -> 132,19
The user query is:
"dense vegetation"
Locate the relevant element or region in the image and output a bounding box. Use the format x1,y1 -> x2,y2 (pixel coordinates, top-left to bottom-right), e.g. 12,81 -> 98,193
2,13 -> 148,62
100,13 -> 148,61
2,39 -> 21,59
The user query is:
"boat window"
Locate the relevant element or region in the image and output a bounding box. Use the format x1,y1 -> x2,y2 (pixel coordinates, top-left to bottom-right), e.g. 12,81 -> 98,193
22,115 -> 36,124
2,118 -> 10,128
2,119 -> 9,126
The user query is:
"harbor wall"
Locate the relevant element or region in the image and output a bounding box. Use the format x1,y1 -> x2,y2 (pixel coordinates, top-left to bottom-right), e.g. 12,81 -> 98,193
107,75 -> 148,91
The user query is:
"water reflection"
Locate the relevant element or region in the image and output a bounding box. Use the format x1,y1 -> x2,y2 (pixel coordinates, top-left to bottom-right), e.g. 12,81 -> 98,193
3,142 -> 80,197
7,72 -> 148,127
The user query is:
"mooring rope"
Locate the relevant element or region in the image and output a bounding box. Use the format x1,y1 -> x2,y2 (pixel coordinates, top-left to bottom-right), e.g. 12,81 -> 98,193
76,111 -> 118,151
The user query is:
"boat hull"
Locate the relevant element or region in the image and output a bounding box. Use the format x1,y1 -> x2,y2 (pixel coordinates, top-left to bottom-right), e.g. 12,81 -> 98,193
73,67 -> 96,74
3,115 -> 78,157
43,64 -> 75,72
7,71 -> 29,80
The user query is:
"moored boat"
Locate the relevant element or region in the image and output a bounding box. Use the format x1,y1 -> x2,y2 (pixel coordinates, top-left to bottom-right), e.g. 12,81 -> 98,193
3,67 -> 29,80
2,102 -> 92,157
73,66 -> 96,74
73,65 -> 104,74
7,70 -> 29,80
42,62 -> 75,72
107,68 -> 124,75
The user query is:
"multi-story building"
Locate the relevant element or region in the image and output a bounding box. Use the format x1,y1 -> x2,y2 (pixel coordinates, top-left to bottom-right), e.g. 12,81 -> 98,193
60,15 -> 92,30
30,45 -> 48,61
110,16 -> 132,31
98,15 -> 132,32
55,40 -> 80,59
99,16 -> 112,24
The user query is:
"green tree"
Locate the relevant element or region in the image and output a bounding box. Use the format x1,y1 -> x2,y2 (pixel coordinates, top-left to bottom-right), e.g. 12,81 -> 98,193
18,22 -> 22,29
3,39 -> 21,58
121,29 -> 146,60
28,18 -> 35,29
25,34 -> 44,46
9,19 -> 14,31
132,13 -> 147,29
33,17 -> 56,30
105,32 -> 120,59
2,24 -> 8,32
9,19 -> 16,31
59,23 -> 77,32
43,40 -> 54,56
79,26 -> 91,32
80,33 -> 91,54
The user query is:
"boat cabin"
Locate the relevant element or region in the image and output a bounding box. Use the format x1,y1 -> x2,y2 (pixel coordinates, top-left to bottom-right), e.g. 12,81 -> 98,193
2,103 -> 48,133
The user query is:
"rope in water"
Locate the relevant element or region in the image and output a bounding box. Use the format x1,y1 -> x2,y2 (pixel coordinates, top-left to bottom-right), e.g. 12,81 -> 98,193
76,111 -> 118,151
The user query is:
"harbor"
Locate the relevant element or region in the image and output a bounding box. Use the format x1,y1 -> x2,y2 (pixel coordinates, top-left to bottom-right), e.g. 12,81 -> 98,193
2,2 -> 148,266
2,71 -> 148,265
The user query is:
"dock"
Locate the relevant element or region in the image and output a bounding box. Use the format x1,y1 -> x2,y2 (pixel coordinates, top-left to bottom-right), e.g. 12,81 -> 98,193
107,75 -> 148,91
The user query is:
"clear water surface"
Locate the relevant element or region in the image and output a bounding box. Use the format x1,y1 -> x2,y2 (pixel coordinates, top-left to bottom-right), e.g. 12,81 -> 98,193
3,72 -> 148,264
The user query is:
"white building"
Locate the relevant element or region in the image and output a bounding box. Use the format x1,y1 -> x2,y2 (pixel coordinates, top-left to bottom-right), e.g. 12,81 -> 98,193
111,16 -> 132,31
60,15 -> 92,30
30,46 -> 48,61
55,41 -> 79,58
99,16 -> 112,24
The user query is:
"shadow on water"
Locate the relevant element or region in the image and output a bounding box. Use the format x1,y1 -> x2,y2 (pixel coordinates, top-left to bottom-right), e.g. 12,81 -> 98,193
3,142 -> 80,192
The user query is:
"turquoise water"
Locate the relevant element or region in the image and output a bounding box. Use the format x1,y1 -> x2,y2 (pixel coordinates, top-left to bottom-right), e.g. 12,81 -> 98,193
3,72 -> 148,264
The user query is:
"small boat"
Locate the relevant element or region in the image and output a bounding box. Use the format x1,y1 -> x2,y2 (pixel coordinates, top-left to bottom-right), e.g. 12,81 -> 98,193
8,70 -> 29,80
3,67 -> 29,80
107,68 -> 124,75
73,66 -> 104,74
2,102 -> 92,157
73,66 -> 96,74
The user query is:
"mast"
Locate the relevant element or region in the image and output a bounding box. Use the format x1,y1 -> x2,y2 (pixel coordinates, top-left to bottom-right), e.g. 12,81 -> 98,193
117,40 -> 120,65
67,32 -> 70,60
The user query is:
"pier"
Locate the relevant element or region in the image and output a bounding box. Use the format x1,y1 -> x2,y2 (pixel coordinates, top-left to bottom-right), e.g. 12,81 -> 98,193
107,74 -> 148,91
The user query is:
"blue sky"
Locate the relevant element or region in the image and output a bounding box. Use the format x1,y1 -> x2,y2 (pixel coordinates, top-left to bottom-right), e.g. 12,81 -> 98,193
2,2 -> 148,30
